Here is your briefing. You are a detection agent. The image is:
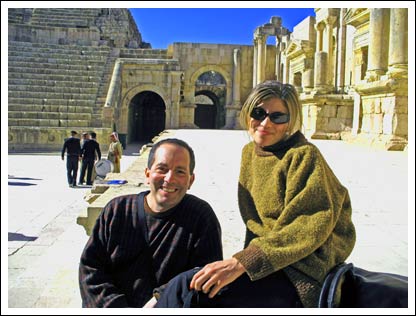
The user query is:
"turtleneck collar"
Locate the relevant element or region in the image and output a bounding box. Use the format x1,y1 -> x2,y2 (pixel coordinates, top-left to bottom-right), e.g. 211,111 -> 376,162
254,131 -> 306,157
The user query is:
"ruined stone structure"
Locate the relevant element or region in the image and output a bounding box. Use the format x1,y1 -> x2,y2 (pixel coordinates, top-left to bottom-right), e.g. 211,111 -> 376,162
8,8 -> 408,151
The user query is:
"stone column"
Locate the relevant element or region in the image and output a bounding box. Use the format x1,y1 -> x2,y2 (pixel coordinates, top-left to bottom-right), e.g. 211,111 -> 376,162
351,89 -> 361,135
365,8 -> 390,81
387,8 -> 408,77
253,37 -> 258,87
316,22 -> 324,52
325,16 -> 336,88
275,39 -> 281,81
314,51 -> 328,91
232,49 -> 241,106
337,8 -> 347,93
105,60 -> 122,107
313,22 -> 328,93
256,34 -> 266,84
224,49 -> 242,128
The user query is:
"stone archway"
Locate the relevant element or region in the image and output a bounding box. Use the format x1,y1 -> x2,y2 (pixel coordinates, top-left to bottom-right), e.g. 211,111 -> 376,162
128,91 -> 166,143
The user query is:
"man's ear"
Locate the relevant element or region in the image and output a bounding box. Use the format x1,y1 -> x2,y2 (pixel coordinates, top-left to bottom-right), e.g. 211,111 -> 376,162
144,167 -> 150,184
188,174 -> 195,189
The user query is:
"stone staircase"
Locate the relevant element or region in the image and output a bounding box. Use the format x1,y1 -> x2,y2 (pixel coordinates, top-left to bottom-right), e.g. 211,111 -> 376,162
8,8 -> 103,28
8,41 -> 113,151
7,8 -> 152,151
8,41 -> 110,128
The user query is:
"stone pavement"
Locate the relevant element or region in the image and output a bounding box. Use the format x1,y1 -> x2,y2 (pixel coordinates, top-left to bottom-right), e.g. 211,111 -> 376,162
5,129 -> 412,310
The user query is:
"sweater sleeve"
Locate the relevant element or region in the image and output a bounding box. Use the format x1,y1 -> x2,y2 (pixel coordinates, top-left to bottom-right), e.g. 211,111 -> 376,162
79,202 -> 129,307
190,203 -> 223,266
234,145 -> 355,282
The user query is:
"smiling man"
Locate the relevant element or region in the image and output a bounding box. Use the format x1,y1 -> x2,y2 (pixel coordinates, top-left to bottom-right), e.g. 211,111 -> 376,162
79,138 -> 223,308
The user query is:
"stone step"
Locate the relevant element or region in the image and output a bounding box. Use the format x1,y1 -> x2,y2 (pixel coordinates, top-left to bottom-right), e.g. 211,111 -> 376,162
9,66 -> 102,77
32,8 -> 102,17
8,54 -> 109,63
8,84 -> 99,95
8,91 -> 98,101
8,118 -> 91,128
9,104 -> 94,114
9,61 -> 105,71
8,98 -> 95,107
8,72 -> 101,82
8,41 -> 111,54
8,111 -> 92,121
8,78 -> 99,89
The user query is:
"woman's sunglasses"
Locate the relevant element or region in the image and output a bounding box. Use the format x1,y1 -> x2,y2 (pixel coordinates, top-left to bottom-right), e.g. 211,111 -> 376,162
250,107 -> 290,124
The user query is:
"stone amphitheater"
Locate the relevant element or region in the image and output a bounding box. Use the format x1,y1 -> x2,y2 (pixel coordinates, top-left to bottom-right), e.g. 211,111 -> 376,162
8,8 -> 408,153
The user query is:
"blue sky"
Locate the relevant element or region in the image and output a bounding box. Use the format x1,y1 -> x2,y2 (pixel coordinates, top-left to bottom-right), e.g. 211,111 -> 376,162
130,8 -> 315,49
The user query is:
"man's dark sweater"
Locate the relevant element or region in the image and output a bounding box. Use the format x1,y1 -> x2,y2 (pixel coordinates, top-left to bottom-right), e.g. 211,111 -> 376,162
79,191 -> 223,307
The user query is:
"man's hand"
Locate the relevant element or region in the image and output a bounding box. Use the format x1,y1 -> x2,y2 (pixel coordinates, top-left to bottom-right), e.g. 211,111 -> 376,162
143,296 -> 157,308
189,257 -> 246,298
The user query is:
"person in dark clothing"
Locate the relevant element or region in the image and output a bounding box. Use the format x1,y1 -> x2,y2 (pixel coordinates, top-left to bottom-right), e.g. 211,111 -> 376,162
61,130 -> 81,188
79,132 -> 102,185
88,131 -> 101,182
78,138 -> 223,308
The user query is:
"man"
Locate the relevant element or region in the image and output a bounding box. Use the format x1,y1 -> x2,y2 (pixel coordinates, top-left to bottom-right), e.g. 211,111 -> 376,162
61,130 -> 81,188
78,132 -> 90,185
79,138 -> 223,307
79,131 -> 102,185
89,131 -> 101,182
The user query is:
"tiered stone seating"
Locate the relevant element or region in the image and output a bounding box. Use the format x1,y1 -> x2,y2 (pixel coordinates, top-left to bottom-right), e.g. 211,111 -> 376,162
25,8 -> 102,28
8,8 -> 145,151
8,41 -> 111,129
119,48 -> 169,59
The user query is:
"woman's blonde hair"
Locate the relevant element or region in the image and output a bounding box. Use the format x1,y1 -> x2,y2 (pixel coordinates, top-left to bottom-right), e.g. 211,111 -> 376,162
239,81 -> 302,136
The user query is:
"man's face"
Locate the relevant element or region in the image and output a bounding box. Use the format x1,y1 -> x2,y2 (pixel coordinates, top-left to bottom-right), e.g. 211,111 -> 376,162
145,143 -> 195,212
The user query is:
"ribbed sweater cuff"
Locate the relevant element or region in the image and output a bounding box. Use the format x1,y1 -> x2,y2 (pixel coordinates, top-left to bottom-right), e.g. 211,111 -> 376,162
233,244 -> 275,281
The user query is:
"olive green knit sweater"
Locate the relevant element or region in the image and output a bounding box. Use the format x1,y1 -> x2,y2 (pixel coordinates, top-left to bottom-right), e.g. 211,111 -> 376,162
233,132 -> 356,307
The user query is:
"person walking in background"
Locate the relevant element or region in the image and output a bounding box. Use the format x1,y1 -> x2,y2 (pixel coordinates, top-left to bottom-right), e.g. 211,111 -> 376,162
78,132 -> 90,185
79,131 -> 102,185
61,130 -> 81,188
79,138 -> 223,307
155,81 -> 356,308
89,131 -> 101,182
107,132 -> 122,173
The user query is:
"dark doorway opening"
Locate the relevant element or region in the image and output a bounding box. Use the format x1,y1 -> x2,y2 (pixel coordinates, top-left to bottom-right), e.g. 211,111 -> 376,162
129,91 -> 166,143
194,91 -> 220,129
194,94 -> 216,129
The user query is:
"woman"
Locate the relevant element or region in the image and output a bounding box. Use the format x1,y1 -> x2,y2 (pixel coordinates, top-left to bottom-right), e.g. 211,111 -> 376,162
154,81 -> 356,308
107,132 -> 122,173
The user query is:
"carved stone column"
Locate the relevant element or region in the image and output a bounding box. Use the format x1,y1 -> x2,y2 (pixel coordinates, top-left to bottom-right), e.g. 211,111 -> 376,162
314,23 -> 329,93
224,49 -> 242,128
275,40 -> 281,82
365,8 -> 390,81
325,16 -> 336,87
387,8 -> 408,77
252,37 -> 258,87
337,8 -> 347,93
232,49 -> 241,106
256,34 -> 266,84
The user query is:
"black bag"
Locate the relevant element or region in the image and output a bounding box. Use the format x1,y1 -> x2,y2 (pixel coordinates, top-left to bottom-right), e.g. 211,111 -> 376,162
318,262 -> 408,308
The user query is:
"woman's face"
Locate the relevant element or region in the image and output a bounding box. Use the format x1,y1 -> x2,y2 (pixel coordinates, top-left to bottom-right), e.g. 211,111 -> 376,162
248,97 -> 289,147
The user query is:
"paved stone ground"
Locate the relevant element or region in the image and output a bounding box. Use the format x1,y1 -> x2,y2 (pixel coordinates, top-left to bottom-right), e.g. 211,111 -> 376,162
4,129 -> 413,311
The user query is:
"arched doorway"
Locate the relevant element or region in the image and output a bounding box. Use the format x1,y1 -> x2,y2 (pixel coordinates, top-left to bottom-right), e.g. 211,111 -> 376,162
195,71 -> 226,128
129,91 -> 166,143
194,94 -> 217,129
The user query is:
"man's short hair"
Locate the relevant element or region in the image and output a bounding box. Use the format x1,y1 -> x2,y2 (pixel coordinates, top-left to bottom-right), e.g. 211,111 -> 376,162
90,132 -> 97,139
71,130 -> 78,136
147,138 -> 195,174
